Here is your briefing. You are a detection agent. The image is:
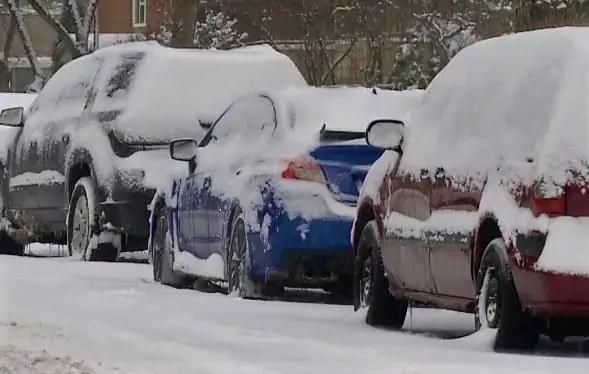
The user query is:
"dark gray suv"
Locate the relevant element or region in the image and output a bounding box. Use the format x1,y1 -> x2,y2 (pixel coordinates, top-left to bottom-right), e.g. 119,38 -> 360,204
0,42 -> 306,260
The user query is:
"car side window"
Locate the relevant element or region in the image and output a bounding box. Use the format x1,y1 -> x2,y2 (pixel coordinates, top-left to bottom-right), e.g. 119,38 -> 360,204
105,52 -> 145,99
202,95 -> 276,147
28,56 -> 101,118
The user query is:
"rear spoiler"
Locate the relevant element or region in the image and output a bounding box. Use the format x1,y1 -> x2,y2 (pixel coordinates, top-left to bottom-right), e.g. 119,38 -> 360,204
319,124 -> 365,143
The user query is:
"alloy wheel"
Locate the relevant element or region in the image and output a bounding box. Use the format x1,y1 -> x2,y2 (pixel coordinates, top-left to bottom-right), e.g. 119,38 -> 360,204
359,253 -> 373,308
70,195 -> 89,257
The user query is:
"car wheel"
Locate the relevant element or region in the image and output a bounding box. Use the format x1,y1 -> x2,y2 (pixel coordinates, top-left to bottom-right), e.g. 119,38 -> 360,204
67,177 -> 95,260
475,238 -> 539,352
0,229 -> 24,256
68,178 -> 119,262
356,221 -> 407,328
152,202 -> 188,288
227,210 -> 261,298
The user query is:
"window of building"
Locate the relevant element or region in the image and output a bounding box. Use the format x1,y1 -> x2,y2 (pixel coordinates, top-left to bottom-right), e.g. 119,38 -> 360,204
132,0 -> 147,27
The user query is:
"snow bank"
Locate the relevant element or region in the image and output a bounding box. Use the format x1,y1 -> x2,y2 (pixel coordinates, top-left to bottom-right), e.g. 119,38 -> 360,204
0,346 -> 95,374
402,27 -> 589,186
0,93 -> 37,110
93,42 -> 307,144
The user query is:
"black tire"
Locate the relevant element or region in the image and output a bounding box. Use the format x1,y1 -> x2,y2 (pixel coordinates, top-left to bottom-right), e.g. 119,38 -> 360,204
0,229 -> 24,256
227,209 -> 282,299
355,221 -> 407,328
67,177 -> 118,262
151,202 -> 188,288
475,238 -> 539,352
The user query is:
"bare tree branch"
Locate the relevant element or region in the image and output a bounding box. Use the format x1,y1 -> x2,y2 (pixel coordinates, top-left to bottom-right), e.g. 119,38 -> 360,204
3,0 -> 44,90
320,37 -> 358,85
27,0 -> 80,56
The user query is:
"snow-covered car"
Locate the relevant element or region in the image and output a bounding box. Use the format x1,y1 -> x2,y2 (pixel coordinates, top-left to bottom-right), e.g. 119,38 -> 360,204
0,41 -> 306,260
352,27 -> 589,351
149,86 -> 422,298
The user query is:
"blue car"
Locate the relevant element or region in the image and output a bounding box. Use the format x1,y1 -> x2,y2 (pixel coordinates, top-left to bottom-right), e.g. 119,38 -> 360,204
149,87 -> 422,298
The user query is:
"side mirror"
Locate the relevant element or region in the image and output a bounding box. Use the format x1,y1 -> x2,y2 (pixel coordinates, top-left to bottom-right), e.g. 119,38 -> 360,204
0,107 -> 24,127
170,138 -> 199,162
366,119 -> 405,152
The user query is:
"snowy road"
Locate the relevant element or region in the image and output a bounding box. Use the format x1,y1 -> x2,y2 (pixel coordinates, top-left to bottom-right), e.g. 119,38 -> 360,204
1,255 -> 588,374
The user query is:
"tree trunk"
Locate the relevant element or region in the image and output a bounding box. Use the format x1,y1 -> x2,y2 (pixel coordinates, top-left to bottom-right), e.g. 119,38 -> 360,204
3,0 -> 44,91
28,0 -> 81,57
0,15 -> 16,91
171,0 -> 199,48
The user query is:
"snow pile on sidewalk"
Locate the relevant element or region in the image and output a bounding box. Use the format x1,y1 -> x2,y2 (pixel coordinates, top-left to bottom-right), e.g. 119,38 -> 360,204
0,346 -> 95,374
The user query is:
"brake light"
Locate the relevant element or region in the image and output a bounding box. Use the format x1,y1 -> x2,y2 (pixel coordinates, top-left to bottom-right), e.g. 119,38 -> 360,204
281,157 -> 327,184
532,180 -> 566,217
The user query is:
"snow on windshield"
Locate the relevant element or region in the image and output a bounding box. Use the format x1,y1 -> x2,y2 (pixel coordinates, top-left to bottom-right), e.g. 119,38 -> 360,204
401,27 -> 589,186
97,42 -> 307,144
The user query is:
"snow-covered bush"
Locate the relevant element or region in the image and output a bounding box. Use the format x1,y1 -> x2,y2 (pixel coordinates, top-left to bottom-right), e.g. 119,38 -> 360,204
194,10 -> 248,50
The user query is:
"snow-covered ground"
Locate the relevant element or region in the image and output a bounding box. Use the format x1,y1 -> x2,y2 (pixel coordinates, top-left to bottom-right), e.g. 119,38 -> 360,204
1,254 -> 588,374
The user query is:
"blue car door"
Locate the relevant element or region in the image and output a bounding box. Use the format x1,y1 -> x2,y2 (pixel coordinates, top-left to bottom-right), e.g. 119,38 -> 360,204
202,95 -> 277,260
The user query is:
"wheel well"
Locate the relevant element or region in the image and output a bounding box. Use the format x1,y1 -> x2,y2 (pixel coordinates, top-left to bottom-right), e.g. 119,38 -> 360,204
67,163 -> 92,198
353,203 -> 375,255
473,217 -> 502,280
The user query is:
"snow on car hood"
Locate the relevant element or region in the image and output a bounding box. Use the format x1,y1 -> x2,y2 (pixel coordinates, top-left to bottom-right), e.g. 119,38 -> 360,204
0,93 -> 36,164
401,27 -> 589,186
94,42 -> 307,144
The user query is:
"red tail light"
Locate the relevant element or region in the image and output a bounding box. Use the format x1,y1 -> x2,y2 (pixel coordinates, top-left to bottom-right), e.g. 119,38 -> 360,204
281,157 -> 327,184
532,180 -> 566,217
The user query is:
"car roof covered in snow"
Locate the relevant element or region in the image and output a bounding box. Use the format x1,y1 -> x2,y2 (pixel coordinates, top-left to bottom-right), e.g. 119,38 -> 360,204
269,86 -> 423,136
92,41 -> 307,144
402,27 -> 589,184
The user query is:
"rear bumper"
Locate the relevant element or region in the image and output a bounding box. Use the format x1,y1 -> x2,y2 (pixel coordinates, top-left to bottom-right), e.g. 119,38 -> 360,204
511,228 -> 589,319
249,214 -> 354,287
512,263 -> 589,318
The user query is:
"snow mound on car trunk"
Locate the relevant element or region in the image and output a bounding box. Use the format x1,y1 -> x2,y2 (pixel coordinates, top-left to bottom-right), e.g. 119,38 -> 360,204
402,27 -> 589,186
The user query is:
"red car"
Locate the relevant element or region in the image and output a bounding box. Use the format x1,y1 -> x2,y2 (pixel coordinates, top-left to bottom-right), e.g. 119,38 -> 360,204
352,27 -> 589,351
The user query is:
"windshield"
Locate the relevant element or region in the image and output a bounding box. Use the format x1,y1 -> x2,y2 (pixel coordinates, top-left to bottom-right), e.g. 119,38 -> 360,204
200,95 -> 276,147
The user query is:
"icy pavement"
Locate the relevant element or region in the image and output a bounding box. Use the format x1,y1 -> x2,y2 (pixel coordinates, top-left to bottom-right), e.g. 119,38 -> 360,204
1,255 -> 588,374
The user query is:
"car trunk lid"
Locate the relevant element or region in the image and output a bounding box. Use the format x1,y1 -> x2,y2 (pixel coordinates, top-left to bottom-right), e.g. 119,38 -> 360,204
310,140 -> 384,205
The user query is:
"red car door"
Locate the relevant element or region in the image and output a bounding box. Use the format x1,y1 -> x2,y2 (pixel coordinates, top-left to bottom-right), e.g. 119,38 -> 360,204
381,169 -> 435,294
428,169 -> 482,299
